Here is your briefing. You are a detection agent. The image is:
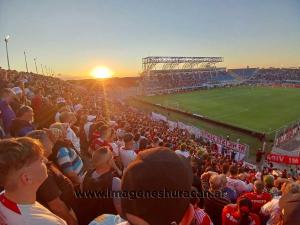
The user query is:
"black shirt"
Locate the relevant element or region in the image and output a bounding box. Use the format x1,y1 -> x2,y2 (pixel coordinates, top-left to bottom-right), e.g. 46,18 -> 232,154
78,169 -> 116,225
37,162 -> 75,209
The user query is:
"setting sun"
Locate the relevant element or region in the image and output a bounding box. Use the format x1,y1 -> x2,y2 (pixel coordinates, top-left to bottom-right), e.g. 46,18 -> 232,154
91,66 -> 113,79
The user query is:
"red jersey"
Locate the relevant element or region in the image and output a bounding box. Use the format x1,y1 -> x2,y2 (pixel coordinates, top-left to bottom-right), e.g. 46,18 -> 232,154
90,136 -> 113,152
239,192 -> 272,214
31,95 -> 42,113
222,204 -> 260,225
194,207 -> 213,225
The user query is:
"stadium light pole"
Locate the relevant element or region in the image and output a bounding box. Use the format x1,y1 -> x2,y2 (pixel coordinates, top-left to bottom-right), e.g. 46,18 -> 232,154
34,58 -> 38,74
45,65 -> 49,76
4,35 -> 10,70
24,50 -> 29,73
41,64 -> 44,75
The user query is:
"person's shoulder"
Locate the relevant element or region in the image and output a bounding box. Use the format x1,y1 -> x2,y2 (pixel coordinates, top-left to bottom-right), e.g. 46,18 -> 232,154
263,191 -> 272,199
223,203 -> 237,212
21,202 -> 67,225
88,214 -> 125,225
249,212 -> 260,224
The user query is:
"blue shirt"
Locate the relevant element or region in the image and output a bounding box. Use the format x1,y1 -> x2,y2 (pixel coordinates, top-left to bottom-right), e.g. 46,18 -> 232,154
0,100 -> 16,133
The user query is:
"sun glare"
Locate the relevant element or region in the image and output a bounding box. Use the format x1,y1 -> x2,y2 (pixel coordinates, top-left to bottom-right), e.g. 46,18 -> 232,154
91,66 -> 113,79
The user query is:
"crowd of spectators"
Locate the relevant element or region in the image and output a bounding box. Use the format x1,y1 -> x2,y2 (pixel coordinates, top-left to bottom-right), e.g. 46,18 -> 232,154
249,69 -> 300,83
141,70 -> 231,92
1,67 -> 300,225
141,68 -> 300,94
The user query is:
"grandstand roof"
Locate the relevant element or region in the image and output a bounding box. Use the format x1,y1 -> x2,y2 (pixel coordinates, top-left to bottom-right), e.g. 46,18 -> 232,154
142,56 -> 224,74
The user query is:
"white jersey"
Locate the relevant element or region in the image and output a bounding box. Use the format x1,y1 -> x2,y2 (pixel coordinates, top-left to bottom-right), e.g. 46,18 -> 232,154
0,193 -> 66,225
119,147 -> 137,169
66,127 -> 81,153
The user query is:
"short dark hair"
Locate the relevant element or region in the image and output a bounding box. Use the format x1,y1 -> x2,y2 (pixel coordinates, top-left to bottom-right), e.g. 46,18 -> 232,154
229,165 -> 238,176
254,180 -> 264,193
99,125 -> 109,135
26,130 -> 48,143
16,105 -> 33,117
222,163 -> 230,174
0,137 -> 44,188
123,133 -> 134,143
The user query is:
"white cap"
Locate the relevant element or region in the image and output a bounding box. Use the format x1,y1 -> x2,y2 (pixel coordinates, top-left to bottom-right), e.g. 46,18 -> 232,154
11,87 -> 22,95
74,104 -> 83,112
56,97 -> 66,104
87,115 -> 96,122
108,120 -> 117,127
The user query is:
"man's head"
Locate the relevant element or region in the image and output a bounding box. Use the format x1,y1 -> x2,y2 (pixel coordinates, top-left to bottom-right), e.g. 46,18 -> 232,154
36,87 -> 43,96
238,197 -> 252,217
99,125 -> 112,140
180,143 -> 187,151
209,174 -> 223,191
59,111 -> 75,124
219,174 -> 228,188
121,147 -> 193,225
253,180 -> 264,194
16,106 -> 34,122
49,122 -> 68,139
123,133 -> 134,149
92,147 -> 113,170
281,181 -> 300,195
263,175 -> 274,188
229,165 -> 238,177
0,88 -> 15,103
27,130 -> 54,158
222,163 -> 230,175
0,137 -> 47,192
11,87 -> 23,100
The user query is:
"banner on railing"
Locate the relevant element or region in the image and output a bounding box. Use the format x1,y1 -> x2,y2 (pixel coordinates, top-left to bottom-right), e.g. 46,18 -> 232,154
274,123 -> 300,147
266,153 -> 300,165
167,121 -> 177,130
201,130 -> 248,154
151,112 -> 167,122
150,112 -> 248,154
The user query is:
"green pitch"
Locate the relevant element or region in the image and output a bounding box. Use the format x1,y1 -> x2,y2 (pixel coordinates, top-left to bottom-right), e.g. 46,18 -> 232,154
142,86 -> 300,133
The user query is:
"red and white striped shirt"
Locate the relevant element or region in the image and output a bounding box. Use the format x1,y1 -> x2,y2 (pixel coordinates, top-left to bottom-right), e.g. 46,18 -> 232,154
194,207 -> 213,225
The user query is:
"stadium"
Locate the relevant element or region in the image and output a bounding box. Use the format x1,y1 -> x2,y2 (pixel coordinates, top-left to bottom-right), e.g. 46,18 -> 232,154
134,56 -> 300,162
1,1 -> 300,225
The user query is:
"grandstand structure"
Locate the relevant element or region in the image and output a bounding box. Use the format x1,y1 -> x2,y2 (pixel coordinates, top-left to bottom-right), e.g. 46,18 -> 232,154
140,56 -> 238,94
142,56 -> 223,74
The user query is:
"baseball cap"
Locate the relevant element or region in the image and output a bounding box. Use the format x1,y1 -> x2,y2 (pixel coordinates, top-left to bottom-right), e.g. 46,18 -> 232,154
56,97 -> 66,104
74,104 -> 83,112
87,115 -> 97,122
121,147 -> 193,225
11,87 -> 22,95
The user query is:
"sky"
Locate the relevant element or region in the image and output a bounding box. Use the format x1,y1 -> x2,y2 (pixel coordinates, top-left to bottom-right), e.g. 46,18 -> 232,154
0,0 -> 299,79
